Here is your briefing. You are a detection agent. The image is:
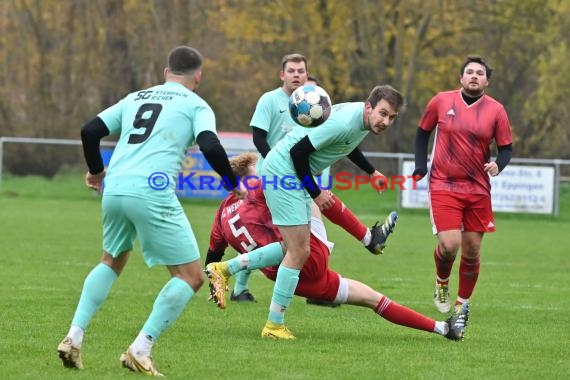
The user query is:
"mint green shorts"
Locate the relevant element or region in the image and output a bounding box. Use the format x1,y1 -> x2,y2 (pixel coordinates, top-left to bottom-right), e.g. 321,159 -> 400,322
260,170 -> 312,226
102,194 -> 200,267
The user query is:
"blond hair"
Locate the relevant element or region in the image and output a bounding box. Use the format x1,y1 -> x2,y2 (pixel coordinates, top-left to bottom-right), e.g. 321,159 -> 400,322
229,152 -> 258,177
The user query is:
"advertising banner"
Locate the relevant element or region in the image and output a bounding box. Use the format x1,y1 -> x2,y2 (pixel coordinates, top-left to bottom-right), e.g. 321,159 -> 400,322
400,161 -> 555,214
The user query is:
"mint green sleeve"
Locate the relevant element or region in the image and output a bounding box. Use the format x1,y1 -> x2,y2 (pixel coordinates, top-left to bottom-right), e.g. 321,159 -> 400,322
97,98 -> 125,135
249,93 -> 273,132
192,101 -> 217,141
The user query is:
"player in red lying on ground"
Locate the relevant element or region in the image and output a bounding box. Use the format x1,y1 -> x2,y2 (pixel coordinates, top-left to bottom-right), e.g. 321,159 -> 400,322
204,152 -> 398,306
205,152 -> 467,341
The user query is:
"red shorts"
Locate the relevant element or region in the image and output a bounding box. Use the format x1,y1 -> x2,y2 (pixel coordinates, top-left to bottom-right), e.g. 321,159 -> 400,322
429,191 -> 495,233
261,235 -> 340,301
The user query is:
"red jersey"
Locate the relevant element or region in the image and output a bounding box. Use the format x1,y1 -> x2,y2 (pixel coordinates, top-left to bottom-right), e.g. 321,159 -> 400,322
208,179 -> 340,301
209,180 -> 282,255
419,90 -> 512,195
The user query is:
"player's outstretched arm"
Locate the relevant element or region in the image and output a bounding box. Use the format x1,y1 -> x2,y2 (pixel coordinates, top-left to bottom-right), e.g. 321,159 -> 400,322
347,147 -> 375,174
196,131 -> 240,193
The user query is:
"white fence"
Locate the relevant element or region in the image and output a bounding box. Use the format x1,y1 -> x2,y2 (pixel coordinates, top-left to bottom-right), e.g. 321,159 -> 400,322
1,137 -> 569,216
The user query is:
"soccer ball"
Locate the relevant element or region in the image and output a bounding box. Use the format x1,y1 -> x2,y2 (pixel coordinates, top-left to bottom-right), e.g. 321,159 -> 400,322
289,84 -> 332,127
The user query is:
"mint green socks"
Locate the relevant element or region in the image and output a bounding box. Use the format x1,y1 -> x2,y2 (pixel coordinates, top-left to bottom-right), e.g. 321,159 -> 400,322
141,277 -> 194,339
233,270 -> 252,294
268,265 -> 300,324
227,242 -> 284,275
71,263 -> 117,329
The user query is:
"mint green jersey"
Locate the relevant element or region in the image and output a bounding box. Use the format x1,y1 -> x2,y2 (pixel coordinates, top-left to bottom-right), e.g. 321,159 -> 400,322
263,102 -> 369,176
250,87 -> 299,148
98,81 -> 216,198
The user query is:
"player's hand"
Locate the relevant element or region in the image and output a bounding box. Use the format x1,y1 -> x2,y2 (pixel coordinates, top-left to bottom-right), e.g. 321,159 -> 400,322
412,167 -> 427,181
314,190 -> 334,211
371,170 -> 387,193
484,162 -> 499,177
85,170 -> 105,193
231,188 -> 248,199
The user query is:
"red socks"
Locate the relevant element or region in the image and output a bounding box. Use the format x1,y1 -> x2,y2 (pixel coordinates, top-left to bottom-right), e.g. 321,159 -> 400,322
458,255 -> 480,300
375,296 -> 436,333
434,244 -> 479,303
321,194 -> 368,241
434,245 -> 455,282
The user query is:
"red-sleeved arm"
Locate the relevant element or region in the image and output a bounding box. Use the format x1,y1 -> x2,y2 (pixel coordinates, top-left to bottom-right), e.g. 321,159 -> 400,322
418,95 -> 440,132
209,204 -> 228,253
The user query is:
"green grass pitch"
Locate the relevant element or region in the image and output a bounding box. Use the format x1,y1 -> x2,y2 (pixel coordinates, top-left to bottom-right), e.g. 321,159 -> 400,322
0,173 -> 568,379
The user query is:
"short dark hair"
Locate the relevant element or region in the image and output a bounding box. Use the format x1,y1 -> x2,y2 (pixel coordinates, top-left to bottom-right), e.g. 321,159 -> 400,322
307,75 -> 320,86
366,85 -> 405,112
167,46 -> 203,75
461,56 -> 493,79
281,53 -> 307,71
